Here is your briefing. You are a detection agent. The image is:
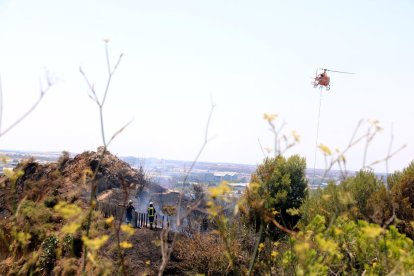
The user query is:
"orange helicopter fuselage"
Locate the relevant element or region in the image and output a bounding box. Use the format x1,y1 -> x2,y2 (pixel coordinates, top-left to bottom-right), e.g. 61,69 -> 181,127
317,72 -> 330,87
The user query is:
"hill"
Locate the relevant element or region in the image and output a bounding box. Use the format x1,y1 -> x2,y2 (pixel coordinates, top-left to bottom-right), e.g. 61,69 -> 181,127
0,148 -> 186,275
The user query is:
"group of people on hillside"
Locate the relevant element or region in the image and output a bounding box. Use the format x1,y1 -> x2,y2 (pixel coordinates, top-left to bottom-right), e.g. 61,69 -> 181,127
124,200 -> 157,229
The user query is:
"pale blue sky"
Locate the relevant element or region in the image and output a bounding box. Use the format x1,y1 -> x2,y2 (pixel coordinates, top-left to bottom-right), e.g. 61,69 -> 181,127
0,0 -> 413,172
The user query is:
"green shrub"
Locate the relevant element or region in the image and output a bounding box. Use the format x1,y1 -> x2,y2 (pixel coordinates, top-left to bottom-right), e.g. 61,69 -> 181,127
57,151 -> 70,169
242,155 -> 308,234
390,162 -> 414,238
342,170 -> 384,219
39,235 -> 59,272
300,171 -> 390,226
20,200 -> 51,224
61,234 -> 74,257
286,215 -> 414,275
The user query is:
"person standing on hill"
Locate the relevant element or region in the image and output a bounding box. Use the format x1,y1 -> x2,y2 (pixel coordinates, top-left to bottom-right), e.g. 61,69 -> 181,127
147,202 -> 156,229
126,200 -> 135,225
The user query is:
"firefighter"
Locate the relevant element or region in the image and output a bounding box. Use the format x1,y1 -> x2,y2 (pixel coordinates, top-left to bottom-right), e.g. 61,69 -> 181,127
147,202 -> 156,229
126,200 -> 135,225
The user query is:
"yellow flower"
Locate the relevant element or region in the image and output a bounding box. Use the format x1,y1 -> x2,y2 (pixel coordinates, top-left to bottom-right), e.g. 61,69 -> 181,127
316,235 -> 338,253
294,242 -> 310,254
369,119 -> 383,131
333,227 -> 343,236
286,208 -> 300,216
82,235 -> 109,251
62,222 -> 81,234
120,241 -> 133,249
362,225 -> 383,239
318,144 -> 332,156
54,201 -> 82,219
105,216 -> 115,225
208,182 -> 231,199
258,242 -> 265,252
16,232 -> 31,246
291,131 -> 301,142
121,224 -> 135,236
145,260 -> 151,265
263,113 -> 278,122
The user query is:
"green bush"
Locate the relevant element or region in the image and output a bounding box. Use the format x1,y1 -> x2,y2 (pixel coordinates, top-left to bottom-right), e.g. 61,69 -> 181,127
390,162 -> 414,238
342,170 -> 384,219
242,155 -> 308,234
286,215 -> 414,275
14,200 -> 54,251
300,171 -> 390,226
39,235 -> 59,272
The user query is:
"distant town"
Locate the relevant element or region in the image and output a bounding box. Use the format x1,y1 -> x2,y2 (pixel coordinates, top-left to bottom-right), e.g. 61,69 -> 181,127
0,149 -> 387,192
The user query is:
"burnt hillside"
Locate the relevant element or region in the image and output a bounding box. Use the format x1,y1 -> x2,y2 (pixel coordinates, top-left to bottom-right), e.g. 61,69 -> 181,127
0,148 -> 153,218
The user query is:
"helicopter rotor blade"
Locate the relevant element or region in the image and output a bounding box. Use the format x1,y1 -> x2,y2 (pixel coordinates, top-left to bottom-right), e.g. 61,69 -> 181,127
328,70 -> 355,74
319,68 -> 355,74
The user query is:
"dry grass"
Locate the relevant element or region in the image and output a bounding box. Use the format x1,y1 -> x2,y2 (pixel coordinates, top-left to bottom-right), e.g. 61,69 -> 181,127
173,233 -> 235,275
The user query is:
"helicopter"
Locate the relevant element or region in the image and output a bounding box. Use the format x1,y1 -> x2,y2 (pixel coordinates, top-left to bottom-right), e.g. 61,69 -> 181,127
312,68 -> 355,90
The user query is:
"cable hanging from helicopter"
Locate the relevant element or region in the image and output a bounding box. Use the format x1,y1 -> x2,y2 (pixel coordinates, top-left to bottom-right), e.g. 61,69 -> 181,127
311,67 -> 355,187
312,68 -> 355,91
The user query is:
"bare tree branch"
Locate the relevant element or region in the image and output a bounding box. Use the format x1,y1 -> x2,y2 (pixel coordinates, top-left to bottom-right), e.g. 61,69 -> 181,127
158,101 -> 216,276
80,41 -> 129,273
258,138 -> 267,158
386,123 -> 394,177
102,44 -> 123,106
0,74 -> 52,138
366,144 -> 406,169
79,67 -> 100,105
319,119 -> 406,186
107,119 -> 134,147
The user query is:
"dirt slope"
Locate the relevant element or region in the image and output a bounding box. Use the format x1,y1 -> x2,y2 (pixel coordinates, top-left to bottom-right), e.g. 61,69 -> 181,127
101,227 -> 184,275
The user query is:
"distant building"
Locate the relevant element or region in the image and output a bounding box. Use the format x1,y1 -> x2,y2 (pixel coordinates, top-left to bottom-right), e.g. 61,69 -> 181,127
229,182 -> 248,191
213,172 -> 238,182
